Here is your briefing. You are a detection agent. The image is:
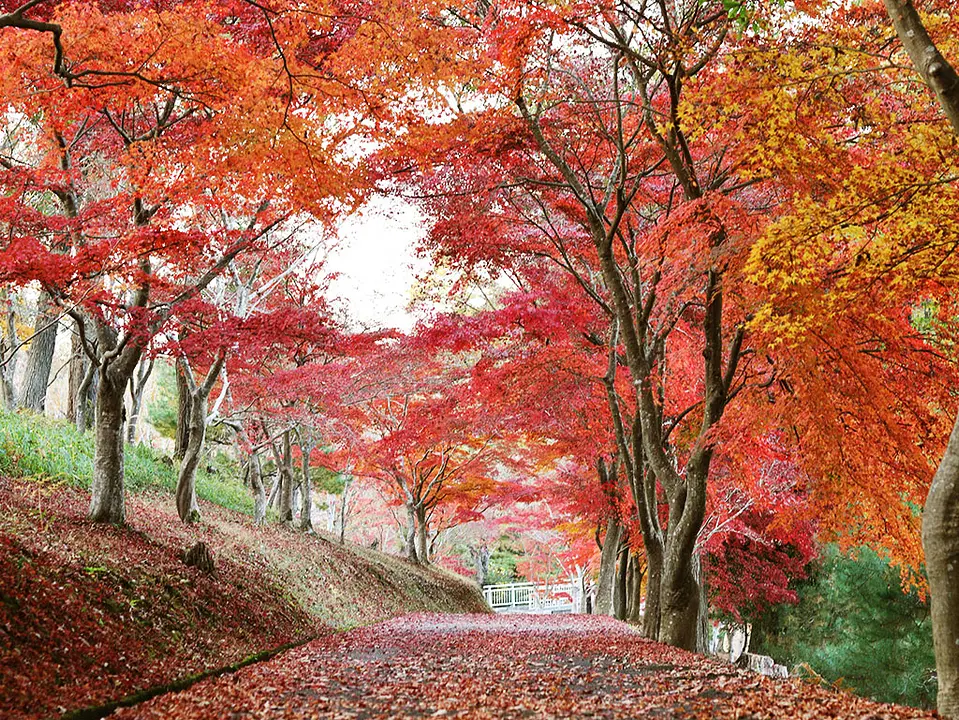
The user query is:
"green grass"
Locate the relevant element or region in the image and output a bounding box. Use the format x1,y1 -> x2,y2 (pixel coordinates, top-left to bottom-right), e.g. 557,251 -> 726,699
0,410 -> 254,515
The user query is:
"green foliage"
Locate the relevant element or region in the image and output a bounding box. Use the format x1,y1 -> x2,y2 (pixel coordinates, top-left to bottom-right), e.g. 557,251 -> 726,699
0,410 -> 253,515
753,545 -> 936,709
485,538 -> 521,585
146,360 -> 178,440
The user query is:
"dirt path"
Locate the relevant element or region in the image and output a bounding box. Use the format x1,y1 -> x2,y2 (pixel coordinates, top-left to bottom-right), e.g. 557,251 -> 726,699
115,614 -> 935,719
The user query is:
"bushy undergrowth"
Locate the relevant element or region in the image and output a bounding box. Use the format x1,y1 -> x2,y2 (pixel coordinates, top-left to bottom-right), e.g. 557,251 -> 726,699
752,545 -> 936,709
0,409 -> 252,514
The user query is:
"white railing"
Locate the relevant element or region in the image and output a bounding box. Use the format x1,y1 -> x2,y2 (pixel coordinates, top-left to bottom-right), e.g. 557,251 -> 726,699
482,581 -> 581,614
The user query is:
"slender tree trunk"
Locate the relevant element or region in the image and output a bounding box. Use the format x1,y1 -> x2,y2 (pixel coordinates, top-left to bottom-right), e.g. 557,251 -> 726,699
250,452 -> 266,525
2,290 -> 19,408
595,517 -> 623,616
613,540 -> 629,620
923,411 -> 959,719
277,430 -> 294,523
643,543 -> 663,640
338,475 -> 351,544
175,354 -> 224,524
298,433 -> 313,532
415,504 -> 430,564
627,555 -> 645,624
405,501 -> 418,562
17,291 -> 58,413
126,358 -> 154,444
89,369 -> 128,524
176,391 -> 206,523
174,363 -> 191,460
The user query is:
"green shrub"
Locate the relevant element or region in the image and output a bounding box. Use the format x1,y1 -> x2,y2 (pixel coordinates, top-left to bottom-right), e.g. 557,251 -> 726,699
0,410 -> 253,516
753,544 -> 936,709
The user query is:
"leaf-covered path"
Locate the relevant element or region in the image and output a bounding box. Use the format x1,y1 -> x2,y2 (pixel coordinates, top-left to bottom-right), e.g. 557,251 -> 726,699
116,614 -> 935,719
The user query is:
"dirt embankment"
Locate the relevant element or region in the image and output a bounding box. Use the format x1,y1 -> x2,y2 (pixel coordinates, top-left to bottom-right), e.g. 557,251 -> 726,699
0,477 -> 487,719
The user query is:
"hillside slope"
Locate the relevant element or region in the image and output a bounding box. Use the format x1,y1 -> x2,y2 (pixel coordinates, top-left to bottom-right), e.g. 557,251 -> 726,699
0,474 -> 487,720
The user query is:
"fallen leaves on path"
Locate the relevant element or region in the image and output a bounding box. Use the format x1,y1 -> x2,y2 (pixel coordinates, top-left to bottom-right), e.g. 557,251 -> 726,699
117,614 -> 937,719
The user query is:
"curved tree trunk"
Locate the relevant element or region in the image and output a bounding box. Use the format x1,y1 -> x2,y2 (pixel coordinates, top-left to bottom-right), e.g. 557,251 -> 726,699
176,392 -> 205,523
17,291 -> 58,413
89,369 -> 128,524
595,517 -> 623,616
175,353 -> 224,524
923,410 -> 959,719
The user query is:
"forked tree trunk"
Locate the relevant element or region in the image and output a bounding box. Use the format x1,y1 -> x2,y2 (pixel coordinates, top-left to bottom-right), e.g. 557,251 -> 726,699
17,291 -> 58,413
89,370 -> 128,524
595,517 -> 623,616
175,354 -> 224,524
923,412 -> 959,719
176,391 -> 206,523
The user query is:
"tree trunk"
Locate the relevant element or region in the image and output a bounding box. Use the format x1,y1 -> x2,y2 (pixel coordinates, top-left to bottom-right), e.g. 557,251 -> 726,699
1,289 -> 19,408
879,9 -> 959,716
614,540 -> 629,620
643,543 -> 663,640
415,504 -> 430,564
126,358 -> 154,444
176,391 -> 206,523
405,502 -> 418,562
250,452 -> 266,525
89,370 -> 127,524
338,475 -> 352,544
595,517 -> 623,616
17,291 -> 58,413
298,434 -> 313,532
923,410 -> 959,719
275,430 -> 295,524
627,555 -> 645,624
658,525 -> 702,650
174,363 -> 191,460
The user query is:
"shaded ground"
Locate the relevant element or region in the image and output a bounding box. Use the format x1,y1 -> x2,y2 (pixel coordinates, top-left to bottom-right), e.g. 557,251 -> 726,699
118,614 -> 936,719
0,477 -> 485,719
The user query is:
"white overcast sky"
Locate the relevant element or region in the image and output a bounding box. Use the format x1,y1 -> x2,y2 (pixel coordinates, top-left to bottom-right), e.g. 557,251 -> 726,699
325,196 -> 432,332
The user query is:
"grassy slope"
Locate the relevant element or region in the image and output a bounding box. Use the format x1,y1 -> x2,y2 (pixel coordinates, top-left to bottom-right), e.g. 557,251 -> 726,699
0,413 -> 487,719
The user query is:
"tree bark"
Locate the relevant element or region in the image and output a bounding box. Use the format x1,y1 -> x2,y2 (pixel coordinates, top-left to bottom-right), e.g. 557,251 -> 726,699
415,504 -> 430,564
250,451 -> 267,525
89,369 -> 128,524
298,431 -> 314,532
1,289 -> 18,408
627,555 -> 645,624
126,357 -> 154,444
595,516 -> 623,616
882,0 -> 959,134
175,354 -> 224,524
338,475 -> 352,544
405,501 -> 419,562
174,363 -> 191,460
880,7 -> 959,716
613,540 -> 629,620
17,291 -> 58,413
923,411 -> 959,719
176,391 -> 206,523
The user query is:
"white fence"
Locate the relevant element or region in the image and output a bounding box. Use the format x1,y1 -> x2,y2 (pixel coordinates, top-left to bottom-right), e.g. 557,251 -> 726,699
482,582 -> 581,614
